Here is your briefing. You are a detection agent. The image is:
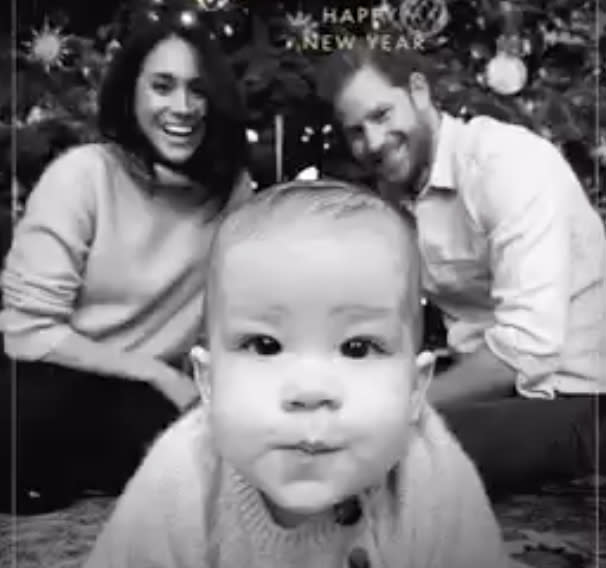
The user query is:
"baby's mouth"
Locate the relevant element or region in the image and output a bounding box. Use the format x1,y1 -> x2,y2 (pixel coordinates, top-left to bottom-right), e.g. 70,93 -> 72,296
285,441 -> 341,455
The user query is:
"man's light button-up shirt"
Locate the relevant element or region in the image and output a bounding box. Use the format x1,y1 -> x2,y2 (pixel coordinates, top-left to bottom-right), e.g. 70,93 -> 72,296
410,113 -> 606,398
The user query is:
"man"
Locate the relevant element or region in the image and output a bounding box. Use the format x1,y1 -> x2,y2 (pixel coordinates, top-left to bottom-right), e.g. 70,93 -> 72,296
317,43 -> 606,497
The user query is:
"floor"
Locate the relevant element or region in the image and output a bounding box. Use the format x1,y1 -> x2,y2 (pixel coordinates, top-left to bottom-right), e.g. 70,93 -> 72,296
0,477 -> 602,567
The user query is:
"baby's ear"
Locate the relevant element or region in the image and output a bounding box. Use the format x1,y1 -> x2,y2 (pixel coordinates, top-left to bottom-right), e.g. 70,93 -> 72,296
190,346 -> 212,405
410,351 -> 436,423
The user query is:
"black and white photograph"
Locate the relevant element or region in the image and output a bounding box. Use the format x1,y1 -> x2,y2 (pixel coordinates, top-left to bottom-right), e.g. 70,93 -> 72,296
0,0 -> 604,566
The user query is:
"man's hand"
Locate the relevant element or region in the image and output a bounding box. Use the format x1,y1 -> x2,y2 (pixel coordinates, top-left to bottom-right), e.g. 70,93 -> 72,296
149,365 -> 199,411
428,346 -> 517,411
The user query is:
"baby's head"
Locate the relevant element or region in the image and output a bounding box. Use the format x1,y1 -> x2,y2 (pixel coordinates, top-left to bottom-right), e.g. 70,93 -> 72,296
193,179 -> 431,527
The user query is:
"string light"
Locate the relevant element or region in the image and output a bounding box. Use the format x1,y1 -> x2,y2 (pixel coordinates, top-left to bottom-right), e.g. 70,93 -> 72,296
179,10 -> 198,28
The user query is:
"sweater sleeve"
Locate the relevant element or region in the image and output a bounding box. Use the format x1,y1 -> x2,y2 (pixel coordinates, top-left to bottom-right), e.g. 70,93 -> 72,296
1,146 -> 99,359
84,409 -> 211,568
403,408 -> 516,568
445,448 -> 514,568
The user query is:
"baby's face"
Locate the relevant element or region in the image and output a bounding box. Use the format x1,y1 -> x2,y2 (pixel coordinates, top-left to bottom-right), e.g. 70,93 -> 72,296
207,216 -> 418,526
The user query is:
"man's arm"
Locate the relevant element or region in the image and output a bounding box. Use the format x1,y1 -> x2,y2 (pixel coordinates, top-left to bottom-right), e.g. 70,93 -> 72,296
429,346 -> 516,410
430,125 -> 577,407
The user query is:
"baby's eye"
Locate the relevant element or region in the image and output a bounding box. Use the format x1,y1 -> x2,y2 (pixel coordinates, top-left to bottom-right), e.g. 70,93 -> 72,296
240,335 -> 282,356
340,337 -> 386,359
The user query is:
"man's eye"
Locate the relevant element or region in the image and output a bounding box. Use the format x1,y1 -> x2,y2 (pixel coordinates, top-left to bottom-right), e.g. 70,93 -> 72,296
240,335 -> 282,356
344,126 -> 362,142
373,107 -> 391,122
340,337 -> 386,359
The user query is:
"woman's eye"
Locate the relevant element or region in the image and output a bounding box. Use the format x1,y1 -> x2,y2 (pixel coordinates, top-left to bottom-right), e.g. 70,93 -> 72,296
341,338 -> 386,359
151,81 -> 173,95
189,80 -> 207,98
240,335 -> 282,356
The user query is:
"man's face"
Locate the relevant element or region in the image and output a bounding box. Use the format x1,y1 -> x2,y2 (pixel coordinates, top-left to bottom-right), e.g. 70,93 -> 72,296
207,216 -> 419,526
335,65 -> 434,195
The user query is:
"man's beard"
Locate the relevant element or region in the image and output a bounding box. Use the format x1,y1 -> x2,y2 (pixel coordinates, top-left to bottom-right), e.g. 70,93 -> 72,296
375,120 -> 434,205
398,120 -> 433,198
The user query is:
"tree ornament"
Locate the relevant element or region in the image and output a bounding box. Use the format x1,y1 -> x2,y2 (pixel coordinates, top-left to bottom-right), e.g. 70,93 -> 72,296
372,0 -> 396,31
23,20 -> 73,72
485,51 -> 527,95
485,35 -> 527,96
196,0 -> 230,11
105,39 -> 122,62
470,43 -> 490,61
399,0 -> 449,40
246,129 -> 259,143
593,135 -> 606,167
26,106 -> 50,125
285,10 -> 319,46
179,10 -> 198,28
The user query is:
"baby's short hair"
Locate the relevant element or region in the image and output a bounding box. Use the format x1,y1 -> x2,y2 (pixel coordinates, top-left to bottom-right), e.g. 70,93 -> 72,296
204,179 -> 423,349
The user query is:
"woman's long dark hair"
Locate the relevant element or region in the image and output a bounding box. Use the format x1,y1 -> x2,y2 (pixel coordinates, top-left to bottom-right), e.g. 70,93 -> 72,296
98,1 -> 248,210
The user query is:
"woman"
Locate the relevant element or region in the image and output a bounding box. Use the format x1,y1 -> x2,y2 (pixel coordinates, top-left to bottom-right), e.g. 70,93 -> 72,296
0,0 -> 251,513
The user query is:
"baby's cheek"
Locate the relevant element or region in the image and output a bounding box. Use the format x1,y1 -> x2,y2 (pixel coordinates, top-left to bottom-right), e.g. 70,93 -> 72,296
346,372 -> 412,428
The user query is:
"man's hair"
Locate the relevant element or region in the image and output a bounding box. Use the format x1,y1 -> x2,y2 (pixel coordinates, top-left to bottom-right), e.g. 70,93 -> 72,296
98,6 -> 248,211
203,179 -> 423,350
316,40 -> 435,106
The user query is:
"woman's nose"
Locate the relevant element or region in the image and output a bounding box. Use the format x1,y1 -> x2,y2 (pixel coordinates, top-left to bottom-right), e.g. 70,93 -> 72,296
171,88 -> 192,114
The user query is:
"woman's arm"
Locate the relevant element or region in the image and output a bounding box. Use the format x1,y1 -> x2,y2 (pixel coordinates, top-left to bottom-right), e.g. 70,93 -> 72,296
227,169 -> 255,210
1,146 -> 197,408
43,330 -> 198,410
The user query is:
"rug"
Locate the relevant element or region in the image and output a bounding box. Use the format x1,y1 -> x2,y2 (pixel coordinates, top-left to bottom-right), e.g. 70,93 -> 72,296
0,480 -> 603,567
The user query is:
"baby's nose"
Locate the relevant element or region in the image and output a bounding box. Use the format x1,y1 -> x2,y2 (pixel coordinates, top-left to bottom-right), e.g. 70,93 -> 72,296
281,386 -> 342,412
280,361 -> 344,411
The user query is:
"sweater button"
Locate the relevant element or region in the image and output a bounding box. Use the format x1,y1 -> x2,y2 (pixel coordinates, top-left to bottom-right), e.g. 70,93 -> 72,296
347,546 -> 370,568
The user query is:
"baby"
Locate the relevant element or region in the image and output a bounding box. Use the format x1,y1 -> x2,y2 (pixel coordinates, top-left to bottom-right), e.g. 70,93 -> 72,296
85,180 -> 517,568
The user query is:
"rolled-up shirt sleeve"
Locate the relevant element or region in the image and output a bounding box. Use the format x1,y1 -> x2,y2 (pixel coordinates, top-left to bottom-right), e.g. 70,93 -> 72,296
1,148 -> 96,360
472,137 -> 571,396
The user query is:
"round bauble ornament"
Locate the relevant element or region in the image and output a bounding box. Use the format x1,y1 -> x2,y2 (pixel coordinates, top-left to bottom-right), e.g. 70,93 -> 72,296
485,52 -> 527,95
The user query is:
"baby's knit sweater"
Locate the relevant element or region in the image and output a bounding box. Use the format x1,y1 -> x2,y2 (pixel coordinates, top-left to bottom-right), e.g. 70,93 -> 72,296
85,406 -> 516,568
1,144 -> 243,362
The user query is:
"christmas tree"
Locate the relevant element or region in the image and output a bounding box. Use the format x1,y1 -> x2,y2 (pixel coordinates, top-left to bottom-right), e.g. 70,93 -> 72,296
1,0 -> 604,355
2,0 -> 604,222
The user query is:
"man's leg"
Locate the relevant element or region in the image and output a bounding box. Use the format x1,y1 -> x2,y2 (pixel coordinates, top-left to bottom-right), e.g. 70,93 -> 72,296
439,395 -> 604,499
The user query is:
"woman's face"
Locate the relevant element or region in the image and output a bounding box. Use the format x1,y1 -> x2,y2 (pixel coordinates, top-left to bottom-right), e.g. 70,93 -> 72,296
134,35 -> 207,165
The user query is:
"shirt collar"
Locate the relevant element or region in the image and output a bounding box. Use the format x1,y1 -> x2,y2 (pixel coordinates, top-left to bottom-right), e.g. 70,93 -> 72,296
421,111 -> 459,195
396,112 -> 459,213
